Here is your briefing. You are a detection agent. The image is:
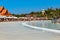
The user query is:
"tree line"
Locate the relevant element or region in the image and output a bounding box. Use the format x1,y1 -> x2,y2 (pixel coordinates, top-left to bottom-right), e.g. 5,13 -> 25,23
12,8 -> 60,19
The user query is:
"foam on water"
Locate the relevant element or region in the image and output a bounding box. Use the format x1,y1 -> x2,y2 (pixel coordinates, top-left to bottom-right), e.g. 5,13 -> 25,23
22,20 -> 60,33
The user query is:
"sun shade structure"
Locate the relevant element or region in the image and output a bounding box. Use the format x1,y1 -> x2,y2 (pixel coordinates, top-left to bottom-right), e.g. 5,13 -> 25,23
0,7 -> 12,16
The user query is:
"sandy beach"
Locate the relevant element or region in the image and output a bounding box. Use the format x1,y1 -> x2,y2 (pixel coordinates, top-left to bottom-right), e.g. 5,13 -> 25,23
0,21 -> 60,40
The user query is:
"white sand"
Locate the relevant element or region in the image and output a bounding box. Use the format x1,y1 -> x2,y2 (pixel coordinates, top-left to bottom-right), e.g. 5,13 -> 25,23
0,21 -> 60,40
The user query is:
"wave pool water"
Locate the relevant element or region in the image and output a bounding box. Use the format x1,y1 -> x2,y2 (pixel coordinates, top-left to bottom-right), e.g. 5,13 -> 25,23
22,20 -> 60,33
0,21 -> 60,40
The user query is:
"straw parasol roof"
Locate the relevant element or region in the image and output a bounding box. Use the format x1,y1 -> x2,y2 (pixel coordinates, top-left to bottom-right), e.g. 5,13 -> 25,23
0,6 -> 12,17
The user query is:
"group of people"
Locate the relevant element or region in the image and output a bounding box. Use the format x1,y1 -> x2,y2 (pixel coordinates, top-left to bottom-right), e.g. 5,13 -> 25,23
52,17 -> 60,23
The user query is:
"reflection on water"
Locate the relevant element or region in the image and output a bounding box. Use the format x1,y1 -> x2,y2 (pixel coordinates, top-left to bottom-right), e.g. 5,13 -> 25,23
27,20 -> 60,30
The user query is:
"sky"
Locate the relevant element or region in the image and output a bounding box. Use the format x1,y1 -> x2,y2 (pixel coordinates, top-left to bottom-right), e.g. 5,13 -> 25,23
0,0 -> 60,14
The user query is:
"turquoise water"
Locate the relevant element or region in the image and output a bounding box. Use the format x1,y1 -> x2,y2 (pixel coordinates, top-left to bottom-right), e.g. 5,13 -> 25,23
27,20 -> 60,30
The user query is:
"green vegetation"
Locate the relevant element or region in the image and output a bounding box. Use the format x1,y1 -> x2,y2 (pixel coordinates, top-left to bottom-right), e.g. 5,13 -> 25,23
12,8 -> 60,19
12,14 -> 26,17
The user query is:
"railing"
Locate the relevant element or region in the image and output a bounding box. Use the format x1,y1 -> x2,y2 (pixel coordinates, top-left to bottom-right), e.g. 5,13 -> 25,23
0,17 -> 52,22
